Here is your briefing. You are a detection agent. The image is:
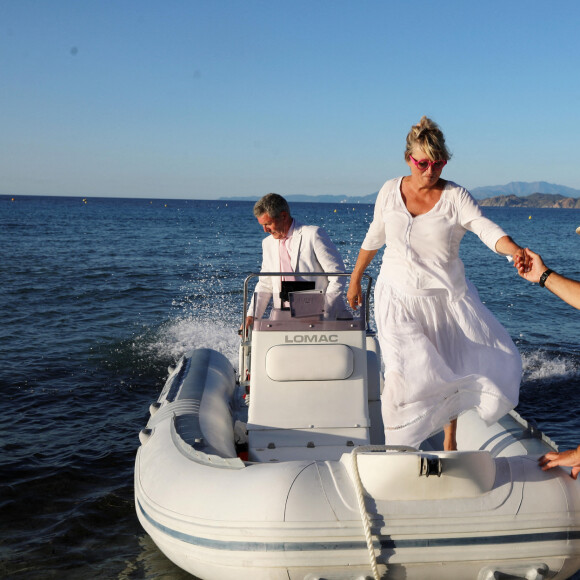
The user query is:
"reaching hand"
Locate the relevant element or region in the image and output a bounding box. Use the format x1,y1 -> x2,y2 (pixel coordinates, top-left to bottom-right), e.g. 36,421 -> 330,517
539,445 -> 580,479
517,248 -> 548,284
512,247 -> 530,275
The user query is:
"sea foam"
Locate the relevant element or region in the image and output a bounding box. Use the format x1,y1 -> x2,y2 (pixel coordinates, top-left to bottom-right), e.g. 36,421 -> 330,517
521,349 -> 580,383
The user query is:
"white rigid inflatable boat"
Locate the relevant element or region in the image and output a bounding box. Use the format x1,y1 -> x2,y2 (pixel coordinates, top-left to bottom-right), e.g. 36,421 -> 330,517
135,273 -> 580,580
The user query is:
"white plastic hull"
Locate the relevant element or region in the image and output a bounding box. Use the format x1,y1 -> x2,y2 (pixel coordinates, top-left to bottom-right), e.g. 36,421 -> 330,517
135,348 -> 580,580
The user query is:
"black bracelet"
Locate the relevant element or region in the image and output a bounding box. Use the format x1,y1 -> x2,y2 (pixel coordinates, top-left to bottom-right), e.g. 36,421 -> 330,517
539,269 -> 554,288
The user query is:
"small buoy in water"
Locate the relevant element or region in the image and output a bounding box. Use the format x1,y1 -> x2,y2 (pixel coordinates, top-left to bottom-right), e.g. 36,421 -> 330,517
528,215 -> 532,219
334,209 -> 337,213
11,197 -> 15,202
576,226 -> 580,235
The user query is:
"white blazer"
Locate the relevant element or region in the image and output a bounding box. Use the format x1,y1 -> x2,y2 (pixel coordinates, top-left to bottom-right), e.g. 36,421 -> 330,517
248,220 -> 345,319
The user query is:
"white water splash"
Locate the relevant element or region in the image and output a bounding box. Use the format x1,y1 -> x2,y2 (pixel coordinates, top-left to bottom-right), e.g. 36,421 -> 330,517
521,349 -> 580,382
141,315 -> 241,370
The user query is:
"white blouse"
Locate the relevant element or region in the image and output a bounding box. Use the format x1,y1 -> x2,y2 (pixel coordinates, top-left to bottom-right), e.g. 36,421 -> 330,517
362,178 -> 507,300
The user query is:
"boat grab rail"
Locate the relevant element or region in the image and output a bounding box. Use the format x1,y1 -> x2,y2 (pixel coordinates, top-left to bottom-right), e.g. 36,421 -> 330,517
241,272 -> 373,337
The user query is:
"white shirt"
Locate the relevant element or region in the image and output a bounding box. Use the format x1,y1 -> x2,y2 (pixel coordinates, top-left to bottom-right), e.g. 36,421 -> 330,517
362,178 -> 507,300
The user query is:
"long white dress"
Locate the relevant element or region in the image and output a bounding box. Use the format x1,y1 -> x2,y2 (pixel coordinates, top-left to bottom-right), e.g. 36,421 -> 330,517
362,178 -> 522,448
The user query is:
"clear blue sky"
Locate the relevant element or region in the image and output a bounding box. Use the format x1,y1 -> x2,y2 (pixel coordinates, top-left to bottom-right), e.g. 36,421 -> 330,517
2,0 -> 580,199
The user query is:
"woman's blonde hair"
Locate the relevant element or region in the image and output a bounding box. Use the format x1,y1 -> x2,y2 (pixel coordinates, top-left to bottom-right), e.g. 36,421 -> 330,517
404,116 -> 452,162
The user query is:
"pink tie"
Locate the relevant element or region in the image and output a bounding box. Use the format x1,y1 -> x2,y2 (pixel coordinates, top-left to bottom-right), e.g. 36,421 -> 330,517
280,237 -> 295,281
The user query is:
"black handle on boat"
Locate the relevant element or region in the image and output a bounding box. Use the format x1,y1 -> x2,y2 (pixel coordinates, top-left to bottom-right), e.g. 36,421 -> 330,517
241,271 -> 373,336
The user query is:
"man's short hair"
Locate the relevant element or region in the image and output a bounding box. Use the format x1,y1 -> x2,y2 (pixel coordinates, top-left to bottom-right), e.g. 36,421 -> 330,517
253,193 -> 291,219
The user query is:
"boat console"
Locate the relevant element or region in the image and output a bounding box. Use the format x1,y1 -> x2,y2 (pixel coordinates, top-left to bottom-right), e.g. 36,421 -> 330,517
241,273 -> 384,462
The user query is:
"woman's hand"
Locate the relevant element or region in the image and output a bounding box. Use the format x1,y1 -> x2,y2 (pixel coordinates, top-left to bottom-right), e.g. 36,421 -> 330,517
346,248 -> 378,310
513,247 -> 530,274
347,279 -> 362,310
495,235 -> 530,273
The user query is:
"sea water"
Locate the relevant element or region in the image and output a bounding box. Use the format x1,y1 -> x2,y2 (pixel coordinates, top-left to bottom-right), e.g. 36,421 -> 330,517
1,194 -> 579,579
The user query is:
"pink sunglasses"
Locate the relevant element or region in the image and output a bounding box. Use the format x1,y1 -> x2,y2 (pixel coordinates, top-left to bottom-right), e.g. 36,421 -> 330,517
409,155 -> 447,171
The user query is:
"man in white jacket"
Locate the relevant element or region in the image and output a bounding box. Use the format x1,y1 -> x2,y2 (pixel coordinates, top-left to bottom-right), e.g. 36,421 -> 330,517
246,193 -> 346,327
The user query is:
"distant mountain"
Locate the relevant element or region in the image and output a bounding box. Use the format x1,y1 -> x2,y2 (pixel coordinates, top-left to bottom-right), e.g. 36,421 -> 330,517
471,181 -> 580,200
221,181 -> 580,207
479,192 -> 580,209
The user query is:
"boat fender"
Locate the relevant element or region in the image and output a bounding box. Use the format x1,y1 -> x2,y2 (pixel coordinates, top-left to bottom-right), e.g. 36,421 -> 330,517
139,428 -> 153,445
149,402 -> 161,416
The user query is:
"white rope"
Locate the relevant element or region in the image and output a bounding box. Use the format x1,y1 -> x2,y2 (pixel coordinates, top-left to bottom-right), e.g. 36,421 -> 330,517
349,444 -> 416,579
350,445 -> 381,580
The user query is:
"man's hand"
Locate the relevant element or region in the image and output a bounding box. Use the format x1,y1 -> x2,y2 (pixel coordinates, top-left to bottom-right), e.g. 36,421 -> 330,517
239,316 -> 254,337
516,248 -> 547,284
539,445 -> 580,479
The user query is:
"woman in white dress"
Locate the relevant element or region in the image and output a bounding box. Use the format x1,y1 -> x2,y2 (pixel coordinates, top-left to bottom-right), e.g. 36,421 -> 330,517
347,117 -> 528,451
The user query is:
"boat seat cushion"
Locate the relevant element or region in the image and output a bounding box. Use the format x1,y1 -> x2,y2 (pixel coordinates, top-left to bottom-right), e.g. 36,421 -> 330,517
265,344 -> 354,381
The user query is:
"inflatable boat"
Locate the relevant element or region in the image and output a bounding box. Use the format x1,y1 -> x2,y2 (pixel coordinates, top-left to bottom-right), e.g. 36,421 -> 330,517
135,273 -> 580,580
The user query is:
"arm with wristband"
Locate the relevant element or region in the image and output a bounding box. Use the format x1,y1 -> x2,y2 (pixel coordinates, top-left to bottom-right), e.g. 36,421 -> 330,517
516,248 -> 580,310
